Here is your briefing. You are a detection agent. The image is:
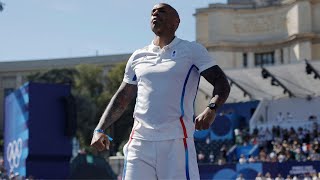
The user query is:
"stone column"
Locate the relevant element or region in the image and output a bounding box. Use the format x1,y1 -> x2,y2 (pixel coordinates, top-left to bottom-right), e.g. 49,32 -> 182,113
283,47 -> 290,64
274,49 -> 281,65
16,74 -> 22,88
248,52 -> 255,68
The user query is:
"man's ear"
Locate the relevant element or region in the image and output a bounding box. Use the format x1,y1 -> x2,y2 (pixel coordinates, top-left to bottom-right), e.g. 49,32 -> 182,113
174,18 -> 180,30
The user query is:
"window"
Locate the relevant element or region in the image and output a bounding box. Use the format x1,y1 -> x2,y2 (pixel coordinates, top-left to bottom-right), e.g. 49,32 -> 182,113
243,53 -> 248,68
254,52 -> 274,67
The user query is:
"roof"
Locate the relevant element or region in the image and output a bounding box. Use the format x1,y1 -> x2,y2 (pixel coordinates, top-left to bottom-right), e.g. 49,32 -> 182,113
199,61 -> 320,103
0,54 -> 131,72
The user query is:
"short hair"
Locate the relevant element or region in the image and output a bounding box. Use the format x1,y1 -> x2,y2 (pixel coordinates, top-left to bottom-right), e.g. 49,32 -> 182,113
158,3 -> 180,21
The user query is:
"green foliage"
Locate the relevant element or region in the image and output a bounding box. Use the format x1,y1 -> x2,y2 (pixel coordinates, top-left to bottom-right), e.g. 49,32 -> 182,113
27,68 -> 78,85
75,64 -> 104,98
106,62 -> 126,93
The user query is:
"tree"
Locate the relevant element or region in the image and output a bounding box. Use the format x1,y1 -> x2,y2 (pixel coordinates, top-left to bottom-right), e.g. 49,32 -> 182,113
27,68 -> 77,85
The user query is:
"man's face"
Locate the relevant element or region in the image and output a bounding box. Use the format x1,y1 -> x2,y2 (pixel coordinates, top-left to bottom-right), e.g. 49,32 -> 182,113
150,4 -> 179,35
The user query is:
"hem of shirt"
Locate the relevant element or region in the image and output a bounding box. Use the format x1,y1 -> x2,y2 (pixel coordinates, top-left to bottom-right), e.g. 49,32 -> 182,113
123,78 -> 137,85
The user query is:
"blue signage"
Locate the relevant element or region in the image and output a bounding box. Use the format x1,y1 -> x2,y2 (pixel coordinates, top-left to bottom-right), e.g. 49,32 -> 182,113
4,83 -> 29,176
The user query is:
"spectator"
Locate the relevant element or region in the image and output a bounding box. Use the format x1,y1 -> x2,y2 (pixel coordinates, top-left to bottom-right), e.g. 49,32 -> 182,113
294,148 -> 307,162
311,173 -> 318,180
235,129 -> 244,145
217,158 -> 226,165
278,153 -> 286,163
198,151 -> 206,163
285,175 -> 292,180
239,154 -> 247,164
255,172 -> 264,180
308,149 -> 320,161
236,173 -> 245,180
275,173 -> 284,180
265,172 -> 272,180
269,152 -> 277,162
220,144 -> 227,161
292,175 -> 298,180
209,151 -> 214,164
248,155 -> 256,163
285,149 -> 295,161
259,149 -> 267,162
303,173 -> 311,180
301,143 -> 309,155
205,136 -> 211,145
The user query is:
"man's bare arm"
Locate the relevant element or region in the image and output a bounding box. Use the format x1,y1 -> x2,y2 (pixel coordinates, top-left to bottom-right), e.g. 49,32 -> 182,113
95,82 -> 137,130
200,65 -> 230,108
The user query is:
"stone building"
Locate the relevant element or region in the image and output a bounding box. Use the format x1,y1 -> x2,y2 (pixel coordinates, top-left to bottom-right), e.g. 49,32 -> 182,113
195,0 -> 320,69
194,0 -> 320,114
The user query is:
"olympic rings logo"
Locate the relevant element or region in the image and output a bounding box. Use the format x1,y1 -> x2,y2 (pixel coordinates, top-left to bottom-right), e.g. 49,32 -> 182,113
6,138 -> 23,172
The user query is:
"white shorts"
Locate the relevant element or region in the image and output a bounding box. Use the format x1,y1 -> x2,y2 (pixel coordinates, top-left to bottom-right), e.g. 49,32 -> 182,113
122,138 -> 200,180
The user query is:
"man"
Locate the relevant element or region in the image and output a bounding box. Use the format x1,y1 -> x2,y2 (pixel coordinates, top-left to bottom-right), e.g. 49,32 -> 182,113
91,3 -> 230,180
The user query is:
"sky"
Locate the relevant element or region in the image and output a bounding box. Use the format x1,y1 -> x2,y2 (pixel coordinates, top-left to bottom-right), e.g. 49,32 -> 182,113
0,0 -> 226,62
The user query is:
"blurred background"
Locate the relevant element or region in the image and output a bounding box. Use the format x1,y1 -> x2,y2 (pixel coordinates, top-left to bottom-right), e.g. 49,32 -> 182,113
1,0 -> 320,179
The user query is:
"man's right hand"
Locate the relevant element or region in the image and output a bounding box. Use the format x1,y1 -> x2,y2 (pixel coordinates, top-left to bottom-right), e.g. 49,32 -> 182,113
90,133 -> 110,151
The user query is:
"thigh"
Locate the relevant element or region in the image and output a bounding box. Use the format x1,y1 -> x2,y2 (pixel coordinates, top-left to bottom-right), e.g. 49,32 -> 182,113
156,138 -> 200,180
122,139 -> 157,180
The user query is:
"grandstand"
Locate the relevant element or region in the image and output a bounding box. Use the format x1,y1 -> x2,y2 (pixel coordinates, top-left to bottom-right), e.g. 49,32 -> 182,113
196,61 -> 320,179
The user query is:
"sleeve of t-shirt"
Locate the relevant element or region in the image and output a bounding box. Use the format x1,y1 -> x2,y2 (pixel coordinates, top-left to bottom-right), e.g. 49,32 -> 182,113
191,42 -> 217,73
123,51 -> 138,85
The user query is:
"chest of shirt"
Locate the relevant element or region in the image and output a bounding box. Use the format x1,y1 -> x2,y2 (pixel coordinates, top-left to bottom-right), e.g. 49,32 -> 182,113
131,50 -> 194,80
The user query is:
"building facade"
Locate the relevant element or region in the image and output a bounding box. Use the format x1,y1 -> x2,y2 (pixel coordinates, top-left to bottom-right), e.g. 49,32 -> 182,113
195,0 -> 320,69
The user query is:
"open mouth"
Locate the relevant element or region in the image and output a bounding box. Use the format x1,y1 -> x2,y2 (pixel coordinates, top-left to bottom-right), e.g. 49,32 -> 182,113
152,17 -> 160,24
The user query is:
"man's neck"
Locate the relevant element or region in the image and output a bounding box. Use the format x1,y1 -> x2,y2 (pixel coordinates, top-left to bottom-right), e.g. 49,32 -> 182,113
153,35 -> 175,48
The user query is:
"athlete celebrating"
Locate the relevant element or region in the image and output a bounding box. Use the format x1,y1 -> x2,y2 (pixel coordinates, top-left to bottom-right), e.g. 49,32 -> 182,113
91,3 -> 230,180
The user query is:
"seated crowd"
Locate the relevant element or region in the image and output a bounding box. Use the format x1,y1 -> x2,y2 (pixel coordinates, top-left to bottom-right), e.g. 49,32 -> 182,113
237,125 -> 320,164
196,121 -> 320,179
196,122 -> 320,164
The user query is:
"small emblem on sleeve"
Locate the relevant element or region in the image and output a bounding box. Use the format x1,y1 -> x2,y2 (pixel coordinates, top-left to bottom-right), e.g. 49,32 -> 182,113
172,50 -> 176,58
132,75 -> 137,81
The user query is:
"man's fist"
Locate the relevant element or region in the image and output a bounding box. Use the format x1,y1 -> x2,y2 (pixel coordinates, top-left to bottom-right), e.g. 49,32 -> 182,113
195,107 -> 216,130
90,133 -> 110,151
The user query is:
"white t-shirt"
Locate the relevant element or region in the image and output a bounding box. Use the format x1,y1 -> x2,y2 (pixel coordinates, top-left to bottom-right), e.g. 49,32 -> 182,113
123,37 -> 216,140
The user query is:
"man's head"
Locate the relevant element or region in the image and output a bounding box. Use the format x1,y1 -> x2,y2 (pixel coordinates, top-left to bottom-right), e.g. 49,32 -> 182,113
150,3 -> 180,36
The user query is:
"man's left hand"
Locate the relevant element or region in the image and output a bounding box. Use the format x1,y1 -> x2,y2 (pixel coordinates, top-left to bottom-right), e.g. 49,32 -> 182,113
195,107 -> 216,130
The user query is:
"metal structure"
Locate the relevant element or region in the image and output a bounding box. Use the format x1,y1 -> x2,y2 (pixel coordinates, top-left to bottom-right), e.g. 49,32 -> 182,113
261,67 -> 295,97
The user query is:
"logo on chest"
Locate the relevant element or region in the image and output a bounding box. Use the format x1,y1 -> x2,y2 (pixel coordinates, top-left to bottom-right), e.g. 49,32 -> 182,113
172,50 -> 177,58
